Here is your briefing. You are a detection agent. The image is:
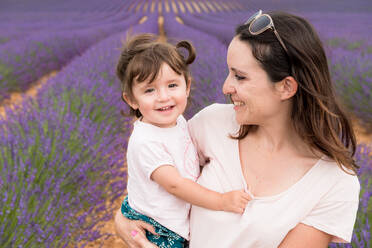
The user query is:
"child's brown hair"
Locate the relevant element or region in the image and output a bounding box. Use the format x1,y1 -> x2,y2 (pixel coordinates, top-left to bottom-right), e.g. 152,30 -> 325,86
116,33 -> 196,117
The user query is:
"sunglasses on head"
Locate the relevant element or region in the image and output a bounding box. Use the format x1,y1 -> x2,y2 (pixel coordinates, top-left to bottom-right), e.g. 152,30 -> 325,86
244,10 -> 289,55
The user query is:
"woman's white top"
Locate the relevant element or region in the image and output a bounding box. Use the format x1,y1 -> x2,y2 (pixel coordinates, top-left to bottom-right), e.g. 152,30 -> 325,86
126,115 -> 200,240
188,104 -> 360,248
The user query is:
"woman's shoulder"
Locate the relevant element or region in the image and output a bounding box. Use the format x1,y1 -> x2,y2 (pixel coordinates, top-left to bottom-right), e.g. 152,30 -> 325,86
316,157 -> 360,202
188,103 -> 237,135
187,104 -> 237,146
189,103 -> 235,124
319,157 -> 359,181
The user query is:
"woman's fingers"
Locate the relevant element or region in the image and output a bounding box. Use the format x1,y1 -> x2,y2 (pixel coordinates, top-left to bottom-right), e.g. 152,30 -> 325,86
114,208 -> 159,247
135,220 -> 158,236
132,230 -> 159,248
114,209 -> 142,248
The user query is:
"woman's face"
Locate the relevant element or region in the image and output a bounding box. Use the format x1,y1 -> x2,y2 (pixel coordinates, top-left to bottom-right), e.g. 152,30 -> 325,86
223,36 -> 284,126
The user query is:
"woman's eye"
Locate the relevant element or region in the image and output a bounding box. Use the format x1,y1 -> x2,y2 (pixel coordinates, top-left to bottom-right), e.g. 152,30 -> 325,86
144,88 -> 154,93
235,74 -> 246,80
169,83 -> 178,88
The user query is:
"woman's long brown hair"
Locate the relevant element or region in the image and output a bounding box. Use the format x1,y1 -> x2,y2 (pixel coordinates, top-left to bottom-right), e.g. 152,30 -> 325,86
234,11 -> 358,173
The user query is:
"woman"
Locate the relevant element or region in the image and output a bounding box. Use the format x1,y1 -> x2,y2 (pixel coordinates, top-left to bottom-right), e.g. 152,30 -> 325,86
115,10 -> 360,248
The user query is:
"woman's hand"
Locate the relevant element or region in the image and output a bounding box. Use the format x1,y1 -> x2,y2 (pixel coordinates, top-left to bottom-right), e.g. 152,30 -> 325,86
131,230 -> 159,248
114,208 -> 159,248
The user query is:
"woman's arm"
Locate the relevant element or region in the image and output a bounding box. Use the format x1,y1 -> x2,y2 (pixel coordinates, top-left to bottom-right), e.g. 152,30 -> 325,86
114,209 -> 158,248
151,165 -> 251,214
278,223 -> 332,248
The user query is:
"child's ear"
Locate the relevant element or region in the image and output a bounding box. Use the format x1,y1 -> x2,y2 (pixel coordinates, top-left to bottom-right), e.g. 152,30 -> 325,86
275,76 -> 298,100
122,93 -> 139,109
186,78 -> 192,97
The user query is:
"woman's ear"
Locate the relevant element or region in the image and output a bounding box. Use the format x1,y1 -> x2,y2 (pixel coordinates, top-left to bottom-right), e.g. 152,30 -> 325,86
275,76 -> 298,100
122,92 -> 139,109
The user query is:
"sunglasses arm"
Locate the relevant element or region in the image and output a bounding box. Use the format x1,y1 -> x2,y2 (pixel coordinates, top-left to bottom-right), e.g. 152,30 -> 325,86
273,29 -> 289,53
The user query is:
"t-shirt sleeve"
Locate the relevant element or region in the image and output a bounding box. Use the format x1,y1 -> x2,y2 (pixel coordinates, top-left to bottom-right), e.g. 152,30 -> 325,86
301,174 -> 360,243
188,110 -> 208,166
133,141 -> 175,180
188,104 -> 236,167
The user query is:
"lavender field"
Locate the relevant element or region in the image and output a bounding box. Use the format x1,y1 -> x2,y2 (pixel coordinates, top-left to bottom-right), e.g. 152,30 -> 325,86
0,0 -> 371,247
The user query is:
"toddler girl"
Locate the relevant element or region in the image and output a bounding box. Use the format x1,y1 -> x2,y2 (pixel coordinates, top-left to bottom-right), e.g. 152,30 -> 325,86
116,34 -> 250,248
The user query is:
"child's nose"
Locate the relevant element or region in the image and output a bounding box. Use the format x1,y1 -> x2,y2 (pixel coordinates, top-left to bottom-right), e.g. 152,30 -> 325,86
157,89 -> 170,101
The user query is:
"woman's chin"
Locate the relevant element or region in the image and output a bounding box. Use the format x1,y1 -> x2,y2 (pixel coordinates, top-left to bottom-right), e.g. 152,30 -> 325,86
235,117 -> 255,126
236,116 -> 262,127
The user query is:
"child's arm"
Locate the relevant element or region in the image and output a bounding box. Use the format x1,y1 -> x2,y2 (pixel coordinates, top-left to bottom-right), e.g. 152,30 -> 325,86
151,165 -> 251,214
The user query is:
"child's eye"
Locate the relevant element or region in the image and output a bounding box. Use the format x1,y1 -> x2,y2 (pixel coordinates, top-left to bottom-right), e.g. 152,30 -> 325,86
235,74 -> 246,80
144,88 -> 154,93
169,83 -> 178,88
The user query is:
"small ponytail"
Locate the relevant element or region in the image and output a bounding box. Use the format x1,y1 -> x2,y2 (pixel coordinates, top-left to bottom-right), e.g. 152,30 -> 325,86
176,40 -> 196,65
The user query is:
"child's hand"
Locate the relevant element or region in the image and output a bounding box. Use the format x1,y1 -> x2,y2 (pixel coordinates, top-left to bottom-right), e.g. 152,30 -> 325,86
221,190 -> 251,214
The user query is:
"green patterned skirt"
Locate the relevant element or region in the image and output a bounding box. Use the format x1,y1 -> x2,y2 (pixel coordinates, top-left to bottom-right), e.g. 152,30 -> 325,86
121,196 -> 188,248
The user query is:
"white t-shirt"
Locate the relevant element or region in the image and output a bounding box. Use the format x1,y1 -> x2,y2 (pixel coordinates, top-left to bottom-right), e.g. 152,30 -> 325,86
126,115 -> 200,240
188,104 -> 360,248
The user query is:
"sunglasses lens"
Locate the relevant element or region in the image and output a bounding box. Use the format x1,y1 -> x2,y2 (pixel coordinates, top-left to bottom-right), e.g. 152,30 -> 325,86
250,15 -> 271,33
244,10 -> 261,25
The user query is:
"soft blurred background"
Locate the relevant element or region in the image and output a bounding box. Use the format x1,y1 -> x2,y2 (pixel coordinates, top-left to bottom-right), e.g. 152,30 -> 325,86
0,0 -> 371,247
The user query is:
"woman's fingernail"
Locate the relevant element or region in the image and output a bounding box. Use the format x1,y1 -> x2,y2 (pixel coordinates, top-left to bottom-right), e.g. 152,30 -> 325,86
131,230 -> 138,237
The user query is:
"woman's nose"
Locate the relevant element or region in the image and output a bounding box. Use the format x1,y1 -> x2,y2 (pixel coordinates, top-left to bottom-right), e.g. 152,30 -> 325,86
222,77 -> 235,95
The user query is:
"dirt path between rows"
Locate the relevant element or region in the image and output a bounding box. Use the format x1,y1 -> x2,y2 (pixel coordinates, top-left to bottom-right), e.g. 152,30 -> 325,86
82,196 -> 128,248
0,71 -> 57,118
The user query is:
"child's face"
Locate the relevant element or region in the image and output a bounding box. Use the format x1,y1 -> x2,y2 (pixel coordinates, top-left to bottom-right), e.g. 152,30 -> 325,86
125,63 -> 190,128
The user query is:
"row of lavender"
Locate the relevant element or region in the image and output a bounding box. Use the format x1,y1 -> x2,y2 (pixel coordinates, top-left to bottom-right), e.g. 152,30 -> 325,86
176,10 -> 372,129
0,1 -> 142,102
0,11 -> 130,45
0,12 -> 159,247
162,12 -> 372,248
0,0 -> 131,12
